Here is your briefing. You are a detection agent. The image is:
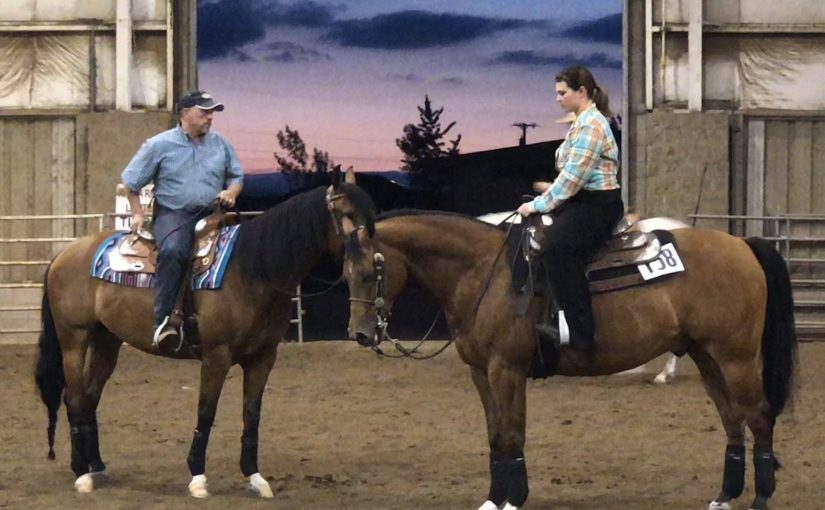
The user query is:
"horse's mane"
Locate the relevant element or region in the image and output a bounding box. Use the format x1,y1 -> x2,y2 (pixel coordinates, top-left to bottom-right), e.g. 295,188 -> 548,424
233,186 -> 331,283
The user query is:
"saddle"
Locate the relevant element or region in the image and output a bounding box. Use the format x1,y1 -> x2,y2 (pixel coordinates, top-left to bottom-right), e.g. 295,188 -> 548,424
518,213 -> 685,379
108,209 -> 226,275
107,208 -> 227,358
523,214 -> 663,287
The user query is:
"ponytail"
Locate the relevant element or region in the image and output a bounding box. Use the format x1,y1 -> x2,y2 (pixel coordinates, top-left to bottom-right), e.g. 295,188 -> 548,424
556,65 -> 612,117
593,85 -> 612,117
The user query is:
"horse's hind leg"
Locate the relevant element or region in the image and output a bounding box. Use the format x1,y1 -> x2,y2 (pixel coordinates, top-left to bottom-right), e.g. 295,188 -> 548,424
689,347 -> 746,510
718,358 -> 777,510
238,343 -> 278,498
83,331 -> 123,478
59,325 -> 121,493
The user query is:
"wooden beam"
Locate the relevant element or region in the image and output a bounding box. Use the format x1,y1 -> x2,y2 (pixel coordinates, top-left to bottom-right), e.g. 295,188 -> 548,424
746,120 -> 765,236
166,0 -> 174,111
687,0 -> 702,111
644,0 -> 653,111
116,0 -> 132,111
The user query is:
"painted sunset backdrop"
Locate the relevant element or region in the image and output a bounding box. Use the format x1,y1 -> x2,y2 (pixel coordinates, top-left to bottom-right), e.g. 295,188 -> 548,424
198,0 -> 622,172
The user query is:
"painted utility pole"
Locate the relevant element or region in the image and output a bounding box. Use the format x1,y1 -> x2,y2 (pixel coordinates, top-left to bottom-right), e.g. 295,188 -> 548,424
512,122 -> 537,146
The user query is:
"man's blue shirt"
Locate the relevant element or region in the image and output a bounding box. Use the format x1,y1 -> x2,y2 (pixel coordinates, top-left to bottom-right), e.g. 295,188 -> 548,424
122,126 -> 243,211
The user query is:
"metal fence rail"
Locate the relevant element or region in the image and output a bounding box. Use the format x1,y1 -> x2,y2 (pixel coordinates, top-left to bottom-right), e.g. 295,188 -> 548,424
0,211 -> 306,342
690,213 -> 825,339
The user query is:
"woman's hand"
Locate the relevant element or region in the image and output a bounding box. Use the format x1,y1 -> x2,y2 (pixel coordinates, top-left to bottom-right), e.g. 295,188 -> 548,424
532,181 -> 551,193
517,202 -> 535,217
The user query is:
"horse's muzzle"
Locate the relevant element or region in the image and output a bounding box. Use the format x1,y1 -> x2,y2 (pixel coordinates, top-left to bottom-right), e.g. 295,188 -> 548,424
354,331 -> 373,347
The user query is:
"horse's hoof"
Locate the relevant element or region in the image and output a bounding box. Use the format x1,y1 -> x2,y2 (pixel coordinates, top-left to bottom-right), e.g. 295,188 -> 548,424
653,372 -> 672,384
248,472 -> 274,498
748,495 -> 770,510
709,500 -> 732,510
477,500 -> 501,510
188,474 -> 209,498
90,469 -> 108,483
74,473 -> 94,493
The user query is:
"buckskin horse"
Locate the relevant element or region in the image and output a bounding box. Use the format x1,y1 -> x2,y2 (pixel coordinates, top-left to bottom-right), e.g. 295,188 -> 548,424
34,170 -> 374,497
338,210 -> 797,510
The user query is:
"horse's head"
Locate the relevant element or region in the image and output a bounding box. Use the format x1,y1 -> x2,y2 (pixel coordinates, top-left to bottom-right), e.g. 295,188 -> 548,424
324,166 -> 383,346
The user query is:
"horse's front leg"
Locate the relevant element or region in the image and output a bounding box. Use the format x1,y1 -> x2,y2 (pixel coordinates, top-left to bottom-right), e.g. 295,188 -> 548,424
473,361 -> 529,510
239,344 -> 278,498
186,344 -> 232,498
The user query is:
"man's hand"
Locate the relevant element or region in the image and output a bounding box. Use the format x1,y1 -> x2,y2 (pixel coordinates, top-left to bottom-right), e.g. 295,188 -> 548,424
130,212 -> 144,233
217,189 -> 237,208
517,202 -> 535,217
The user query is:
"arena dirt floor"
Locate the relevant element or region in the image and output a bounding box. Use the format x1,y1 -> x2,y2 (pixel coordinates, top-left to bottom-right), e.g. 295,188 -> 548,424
1,340 -> 824,510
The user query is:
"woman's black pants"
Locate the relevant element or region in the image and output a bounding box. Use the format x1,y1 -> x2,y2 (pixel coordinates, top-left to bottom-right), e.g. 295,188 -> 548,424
541,189 -> 624,351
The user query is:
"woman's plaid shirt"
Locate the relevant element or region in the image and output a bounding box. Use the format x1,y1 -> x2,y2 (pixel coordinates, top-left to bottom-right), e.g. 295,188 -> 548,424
532,103 -> 619,213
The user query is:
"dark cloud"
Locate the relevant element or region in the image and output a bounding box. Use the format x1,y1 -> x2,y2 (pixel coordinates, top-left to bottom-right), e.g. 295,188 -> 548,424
487,50 -> 622,70
261,1 -> 342,28
260,41 -> 332,63
439,77 -> 465,86
198,0 -> 266,59
231,49 -> 257,63
198,0 -> 341,60
326,11 -> 538,49
560,13 -> 622,44
386,73 -> 425,82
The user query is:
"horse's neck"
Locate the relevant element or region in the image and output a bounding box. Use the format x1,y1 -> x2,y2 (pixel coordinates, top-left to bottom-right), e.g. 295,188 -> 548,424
379,219 -> 504,321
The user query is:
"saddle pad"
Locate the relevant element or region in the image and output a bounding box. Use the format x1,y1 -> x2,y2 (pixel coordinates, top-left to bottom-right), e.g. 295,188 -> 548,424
90,225 -> 241,290
587,230 -> 683,293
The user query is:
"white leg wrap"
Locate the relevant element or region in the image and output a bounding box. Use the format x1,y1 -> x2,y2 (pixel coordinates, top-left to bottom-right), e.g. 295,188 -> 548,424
188,474 -> 209,498
74,473 -> 94,493
502,503 -> 520,510
654,355 -> 679,384
709,500 -> 732,510
248,472 -> 274,498
477,501 -> 502,510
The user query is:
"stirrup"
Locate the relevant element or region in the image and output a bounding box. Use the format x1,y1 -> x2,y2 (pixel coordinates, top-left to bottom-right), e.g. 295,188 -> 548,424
152,316 -> 180,349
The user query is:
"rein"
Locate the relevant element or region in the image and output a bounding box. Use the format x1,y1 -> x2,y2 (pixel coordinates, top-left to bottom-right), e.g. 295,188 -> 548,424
367,211 -> 520,360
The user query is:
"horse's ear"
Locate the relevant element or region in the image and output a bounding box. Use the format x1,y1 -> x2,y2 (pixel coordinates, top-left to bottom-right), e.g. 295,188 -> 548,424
345,166 -> 356,184
331,165 -> 342,188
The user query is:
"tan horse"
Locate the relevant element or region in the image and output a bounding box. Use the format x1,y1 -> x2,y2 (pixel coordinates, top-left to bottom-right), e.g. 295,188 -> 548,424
339,211 -> 797,510
34,171 -> 374,497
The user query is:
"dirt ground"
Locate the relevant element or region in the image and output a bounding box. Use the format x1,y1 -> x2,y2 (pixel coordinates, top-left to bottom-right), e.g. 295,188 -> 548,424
1,340 -> 823,510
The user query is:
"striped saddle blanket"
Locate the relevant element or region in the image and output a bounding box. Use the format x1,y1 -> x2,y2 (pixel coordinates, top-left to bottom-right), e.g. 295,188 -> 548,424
89,224 -> 240,290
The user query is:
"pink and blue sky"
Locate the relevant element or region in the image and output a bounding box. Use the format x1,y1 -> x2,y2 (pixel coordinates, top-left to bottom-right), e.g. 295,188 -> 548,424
198,0 -> 622,172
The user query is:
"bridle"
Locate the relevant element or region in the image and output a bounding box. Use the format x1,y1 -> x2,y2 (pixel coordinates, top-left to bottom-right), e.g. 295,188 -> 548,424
347,211 -> 520,360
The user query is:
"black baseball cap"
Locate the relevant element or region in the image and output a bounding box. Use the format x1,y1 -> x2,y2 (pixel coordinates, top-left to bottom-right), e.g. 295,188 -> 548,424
177,90 -> 224,112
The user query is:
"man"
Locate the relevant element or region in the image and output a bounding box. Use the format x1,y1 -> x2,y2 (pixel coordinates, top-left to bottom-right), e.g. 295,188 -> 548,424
121,90 -> 243,349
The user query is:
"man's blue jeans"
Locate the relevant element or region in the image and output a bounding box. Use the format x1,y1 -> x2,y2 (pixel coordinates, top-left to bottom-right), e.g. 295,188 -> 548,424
152,205 -> 206,326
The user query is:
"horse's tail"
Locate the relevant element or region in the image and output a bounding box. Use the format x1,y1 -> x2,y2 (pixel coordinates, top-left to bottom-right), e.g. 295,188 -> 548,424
745,237 -> 798,419
34,264 -> 64,460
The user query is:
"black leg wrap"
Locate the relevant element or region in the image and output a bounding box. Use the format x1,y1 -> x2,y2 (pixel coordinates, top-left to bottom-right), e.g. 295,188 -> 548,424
240,433 -> 259,477
754,448 -> 777,499
187,428 -> 211,476
505,456 -> 529,507
487,453 -> 508,505
487,452 -> 529,507
69,423 -> 88,477
81,420 -> 106,473
719,444 -> 745,499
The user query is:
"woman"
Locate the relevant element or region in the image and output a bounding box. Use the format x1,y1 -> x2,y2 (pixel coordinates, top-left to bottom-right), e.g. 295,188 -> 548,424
516,65 -> 623,361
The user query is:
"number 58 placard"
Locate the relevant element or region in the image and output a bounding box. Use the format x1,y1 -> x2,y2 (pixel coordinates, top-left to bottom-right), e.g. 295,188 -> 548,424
637,242 -> 685,281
